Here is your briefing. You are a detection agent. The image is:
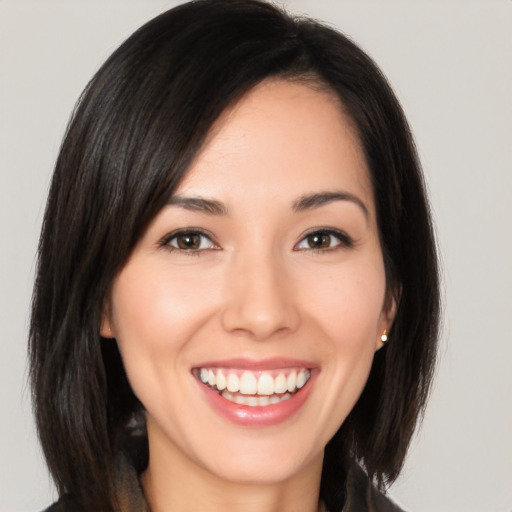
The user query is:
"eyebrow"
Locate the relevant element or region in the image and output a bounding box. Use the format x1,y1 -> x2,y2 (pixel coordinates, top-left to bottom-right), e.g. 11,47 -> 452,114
292,191 -> 369,218
167,190 -> 369,218
167,196 -> 228,215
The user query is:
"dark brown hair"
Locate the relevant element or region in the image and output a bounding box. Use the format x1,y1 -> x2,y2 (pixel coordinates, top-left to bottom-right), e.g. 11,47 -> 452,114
29,1 -> 440,510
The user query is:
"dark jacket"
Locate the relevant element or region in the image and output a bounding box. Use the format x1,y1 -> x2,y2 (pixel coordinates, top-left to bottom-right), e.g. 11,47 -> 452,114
44,458 -> 405,512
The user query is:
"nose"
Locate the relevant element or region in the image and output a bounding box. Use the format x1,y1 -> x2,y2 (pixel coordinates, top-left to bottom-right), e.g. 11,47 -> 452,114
220,251 -> 300,340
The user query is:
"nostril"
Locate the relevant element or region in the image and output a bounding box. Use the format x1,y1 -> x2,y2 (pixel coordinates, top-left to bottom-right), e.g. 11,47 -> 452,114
220,260 -> 300,338
221,307 -> 297,341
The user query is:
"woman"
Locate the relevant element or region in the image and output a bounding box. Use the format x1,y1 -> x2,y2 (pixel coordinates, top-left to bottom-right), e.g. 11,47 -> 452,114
29,1 -> 440,511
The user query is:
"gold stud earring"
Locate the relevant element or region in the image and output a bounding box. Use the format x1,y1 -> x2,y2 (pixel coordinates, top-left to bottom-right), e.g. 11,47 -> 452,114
380,330 -> 388,343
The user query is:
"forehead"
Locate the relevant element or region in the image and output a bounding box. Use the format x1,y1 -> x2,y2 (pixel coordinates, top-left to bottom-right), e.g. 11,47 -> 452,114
175,79 -> 374,216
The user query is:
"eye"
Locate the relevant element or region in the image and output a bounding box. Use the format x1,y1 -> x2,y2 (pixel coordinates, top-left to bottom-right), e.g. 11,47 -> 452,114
295,229 -> 352,251
161,229 -> 217,252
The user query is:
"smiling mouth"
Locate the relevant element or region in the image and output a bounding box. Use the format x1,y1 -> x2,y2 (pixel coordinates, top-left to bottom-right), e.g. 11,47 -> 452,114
193,367 -> 312,407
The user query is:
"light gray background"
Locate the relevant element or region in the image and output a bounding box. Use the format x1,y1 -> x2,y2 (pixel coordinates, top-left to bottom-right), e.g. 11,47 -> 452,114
1,1 -> 511,511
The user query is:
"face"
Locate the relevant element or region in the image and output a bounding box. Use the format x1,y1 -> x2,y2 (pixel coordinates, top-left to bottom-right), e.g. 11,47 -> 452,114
102,80 -> 393,486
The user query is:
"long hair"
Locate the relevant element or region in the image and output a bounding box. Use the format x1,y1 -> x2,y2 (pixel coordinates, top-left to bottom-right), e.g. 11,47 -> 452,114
29,1 -> 440,510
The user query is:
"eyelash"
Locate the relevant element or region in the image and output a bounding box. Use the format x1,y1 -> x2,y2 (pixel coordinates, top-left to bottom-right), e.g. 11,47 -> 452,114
159,228 -> 219,255
294,228 -> 353,252
159,227 -> 353,255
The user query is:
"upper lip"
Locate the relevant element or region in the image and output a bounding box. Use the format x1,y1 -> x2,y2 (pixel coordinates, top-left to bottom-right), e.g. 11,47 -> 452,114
192,357 -> 317,371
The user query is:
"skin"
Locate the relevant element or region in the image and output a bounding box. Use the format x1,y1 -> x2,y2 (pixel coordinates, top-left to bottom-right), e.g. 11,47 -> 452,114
102,79 -> 394,512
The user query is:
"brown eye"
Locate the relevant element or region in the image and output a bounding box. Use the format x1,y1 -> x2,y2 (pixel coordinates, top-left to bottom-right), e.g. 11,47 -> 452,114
176,233 -> 201,250
165,230 -> 215,252
306,233 -> 331,249
295,229 -> 352,251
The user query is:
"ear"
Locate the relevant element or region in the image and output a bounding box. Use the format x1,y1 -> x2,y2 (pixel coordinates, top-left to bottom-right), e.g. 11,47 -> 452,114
375,288 -> 399,351
100,300 -> 115,339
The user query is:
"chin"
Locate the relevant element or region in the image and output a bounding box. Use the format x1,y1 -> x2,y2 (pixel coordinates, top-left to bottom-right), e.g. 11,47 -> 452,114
189,432 -> 325,486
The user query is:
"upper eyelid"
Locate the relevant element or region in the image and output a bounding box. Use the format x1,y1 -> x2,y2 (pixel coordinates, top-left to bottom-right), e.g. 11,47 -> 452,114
297,227 -> 352,240
294,228 -> 354,250
159,227 -> 218,247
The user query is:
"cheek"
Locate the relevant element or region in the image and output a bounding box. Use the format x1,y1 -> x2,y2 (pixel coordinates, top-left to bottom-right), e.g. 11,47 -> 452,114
111,262 -> 219,351
108,261 -> 222,416
297,266 -> 385,438
300,260 -> 387,346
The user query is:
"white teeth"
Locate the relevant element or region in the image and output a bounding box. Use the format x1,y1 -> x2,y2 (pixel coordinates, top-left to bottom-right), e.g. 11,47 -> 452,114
226,373 -> 239,392
296,369 -> 307,389
257,373 -> 274,395
198,367 -> 311,399
287,371 -> 297,392
216,370 -> 227,391
221,390 -> 293,407
239,371 -> 257,395
245,396 -> 259,406
274,373 -> 288,394
258,395 -> 270,406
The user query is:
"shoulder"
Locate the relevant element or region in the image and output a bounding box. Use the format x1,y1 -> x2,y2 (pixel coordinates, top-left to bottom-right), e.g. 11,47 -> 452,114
41,450 -> 149,512
344,463 -> 406,512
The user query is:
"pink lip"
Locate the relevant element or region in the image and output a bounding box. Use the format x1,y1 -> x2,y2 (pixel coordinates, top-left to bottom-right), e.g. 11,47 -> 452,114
193,357 -> 317,371
193,359 -> 318,427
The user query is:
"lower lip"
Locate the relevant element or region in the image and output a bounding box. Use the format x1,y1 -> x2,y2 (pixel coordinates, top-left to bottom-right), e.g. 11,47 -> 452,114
197,373 -> 316,427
